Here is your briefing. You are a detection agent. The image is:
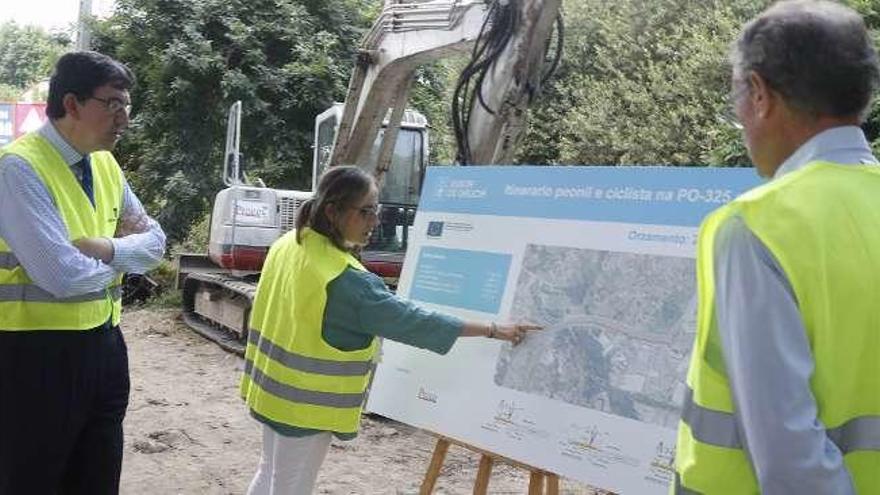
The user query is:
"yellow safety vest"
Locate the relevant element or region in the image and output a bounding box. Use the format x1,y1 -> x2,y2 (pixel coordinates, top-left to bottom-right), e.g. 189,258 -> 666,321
241,228 -> 378,434
0,133 -> 124,331
674,162 -> 880,494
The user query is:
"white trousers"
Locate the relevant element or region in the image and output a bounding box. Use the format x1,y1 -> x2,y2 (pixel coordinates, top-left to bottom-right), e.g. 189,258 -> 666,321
247,424 -> 333,495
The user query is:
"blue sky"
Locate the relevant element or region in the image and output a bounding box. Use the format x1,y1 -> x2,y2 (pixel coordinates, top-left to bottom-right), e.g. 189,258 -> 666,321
0,0 -> 115,33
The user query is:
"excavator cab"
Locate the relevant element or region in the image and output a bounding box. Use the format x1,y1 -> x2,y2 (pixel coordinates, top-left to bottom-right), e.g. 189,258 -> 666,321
314,104 -> 429,286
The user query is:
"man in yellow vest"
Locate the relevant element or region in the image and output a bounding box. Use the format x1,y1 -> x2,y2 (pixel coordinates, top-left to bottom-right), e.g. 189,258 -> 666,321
673,1 -> 880,493
0,52 -> 165,494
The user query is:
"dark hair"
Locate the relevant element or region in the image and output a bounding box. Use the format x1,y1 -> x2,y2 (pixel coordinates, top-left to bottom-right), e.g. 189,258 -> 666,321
731,0 -> 880,120
47,51 -> 135,119
295,166 -> 375,250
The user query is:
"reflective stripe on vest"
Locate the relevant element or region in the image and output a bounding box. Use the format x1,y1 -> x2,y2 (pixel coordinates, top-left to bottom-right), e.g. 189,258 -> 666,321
0,284 -> 121,303
246,328 -> 373,377
243,359 -> 367,409
0,253 -> 17,270
827,416 -> 880,454
683,388 -> 880,454
680,387 -> 742,449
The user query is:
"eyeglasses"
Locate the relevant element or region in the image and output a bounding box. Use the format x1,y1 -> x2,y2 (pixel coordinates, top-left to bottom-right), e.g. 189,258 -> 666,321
354,204 -> 382,219
718,93 -> 745,131
89,96 -> 132,116
719,80 -> 750,131
718,106 -> 744,131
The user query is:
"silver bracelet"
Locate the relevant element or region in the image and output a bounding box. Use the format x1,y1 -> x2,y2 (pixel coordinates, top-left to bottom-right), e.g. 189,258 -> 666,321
489,322 -> 497,339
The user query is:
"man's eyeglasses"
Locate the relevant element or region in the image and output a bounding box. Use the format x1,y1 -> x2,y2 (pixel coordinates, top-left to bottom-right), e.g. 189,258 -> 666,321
719,80 -> 749,131
89,96 -> 132,116
718,106 -> 744,131
354,204 -> 382,219
718,93 -> 745,131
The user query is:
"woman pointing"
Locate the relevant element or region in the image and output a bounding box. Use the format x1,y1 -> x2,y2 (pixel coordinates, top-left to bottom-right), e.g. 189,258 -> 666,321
241,165 -> 539,494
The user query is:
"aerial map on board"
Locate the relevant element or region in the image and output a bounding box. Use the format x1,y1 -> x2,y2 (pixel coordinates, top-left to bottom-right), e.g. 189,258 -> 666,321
495,244 -> 696,429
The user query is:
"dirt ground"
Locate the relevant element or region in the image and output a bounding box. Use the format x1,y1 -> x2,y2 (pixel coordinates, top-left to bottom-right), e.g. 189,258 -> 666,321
120,308 -> 598,494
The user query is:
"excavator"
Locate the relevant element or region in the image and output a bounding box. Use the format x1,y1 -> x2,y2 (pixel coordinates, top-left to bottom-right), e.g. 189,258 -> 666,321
178,0 -> 564,354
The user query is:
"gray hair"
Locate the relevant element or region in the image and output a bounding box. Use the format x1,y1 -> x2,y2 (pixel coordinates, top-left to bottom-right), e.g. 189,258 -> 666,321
731,0 -> 880,120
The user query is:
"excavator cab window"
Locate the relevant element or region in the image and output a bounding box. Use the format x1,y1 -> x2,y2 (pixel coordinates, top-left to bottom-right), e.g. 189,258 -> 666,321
368,128 -> 423,207
314,106 -> 426,259
315,114 -> 338,182
363,128 -> 424,255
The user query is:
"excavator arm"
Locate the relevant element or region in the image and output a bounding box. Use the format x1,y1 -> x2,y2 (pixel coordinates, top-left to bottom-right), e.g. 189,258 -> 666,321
453,0 -> 563,165
329,0 -> 563,186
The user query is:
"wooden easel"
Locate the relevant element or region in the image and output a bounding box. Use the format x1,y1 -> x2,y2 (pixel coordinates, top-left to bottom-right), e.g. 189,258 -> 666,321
419,436 -> 560,495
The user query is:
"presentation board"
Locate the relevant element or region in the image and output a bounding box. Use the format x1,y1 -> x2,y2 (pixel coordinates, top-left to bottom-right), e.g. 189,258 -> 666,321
366,165 -> 760,493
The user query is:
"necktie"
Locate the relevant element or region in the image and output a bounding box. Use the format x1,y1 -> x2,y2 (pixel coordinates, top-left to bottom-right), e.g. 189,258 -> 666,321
75,155 -> 94,206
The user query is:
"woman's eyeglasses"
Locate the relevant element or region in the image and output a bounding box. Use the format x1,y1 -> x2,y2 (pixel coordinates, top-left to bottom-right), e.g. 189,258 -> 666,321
354,204 -> 382,219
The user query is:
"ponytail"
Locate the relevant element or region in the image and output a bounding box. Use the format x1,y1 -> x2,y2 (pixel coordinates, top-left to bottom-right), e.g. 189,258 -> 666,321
294,198 -> 315,244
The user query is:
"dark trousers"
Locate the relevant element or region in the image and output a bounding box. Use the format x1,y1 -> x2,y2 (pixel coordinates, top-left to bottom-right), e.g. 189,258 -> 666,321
0,321 -> 130,495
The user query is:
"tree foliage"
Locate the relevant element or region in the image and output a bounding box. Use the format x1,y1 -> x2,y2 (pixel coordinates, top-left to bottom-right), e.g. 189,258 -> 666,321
0,22 -> 69,91
519,0 -> 880,168
849,0 -> 880,156
92,0 -> 377,243
0,84 -> 22,101
518,0 -> 773,167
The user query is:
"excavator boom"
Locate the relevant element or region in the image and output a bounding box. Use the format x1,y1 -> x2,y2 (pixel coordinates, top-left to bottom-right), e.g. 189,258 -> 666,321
330,0 -> 562,186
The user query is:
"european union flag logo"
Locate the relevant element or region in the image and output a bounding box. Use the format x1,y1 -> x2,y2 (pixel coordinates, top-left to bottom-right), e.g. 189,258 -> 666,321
427,221 -> 444,238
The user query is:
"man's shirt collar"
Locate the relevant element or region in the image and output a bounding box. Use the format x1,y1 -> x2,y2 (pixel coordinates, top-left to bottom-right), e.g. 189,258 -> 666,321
37,121 -> 85,166
774,125 -> 877,179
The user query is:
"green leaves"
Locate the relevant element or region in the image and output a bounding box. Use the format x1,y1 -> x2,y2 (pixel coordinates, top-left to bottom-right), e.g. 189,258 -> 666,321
92,0 -> 374,243
0,22 -> 69,91
520,0 -> 880,168
518,0 -> 765,167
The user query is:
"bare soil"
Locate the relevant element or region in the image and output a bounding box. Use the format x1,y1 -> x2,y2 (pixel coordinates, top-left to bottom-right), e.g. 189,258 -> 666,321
120,308 -> 598,494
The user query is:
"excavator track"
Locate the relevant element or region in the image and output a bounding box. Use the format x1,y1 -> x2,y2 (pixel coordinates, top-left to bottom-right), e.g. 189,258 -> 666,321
181,272 -> 259,356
